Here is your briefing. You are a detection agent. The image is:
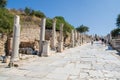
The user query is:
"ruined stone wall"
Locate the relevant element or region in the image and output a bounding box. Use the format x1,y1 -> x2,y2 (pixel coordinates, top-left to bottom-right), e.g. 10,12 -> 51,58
20,25 -> 40,42
0,35 -> 7,54
0,25 -> 72,55
20,24 -> 71,48
45,30 -> 60,48
19,25 -> 40,50
64,36 -> 71,46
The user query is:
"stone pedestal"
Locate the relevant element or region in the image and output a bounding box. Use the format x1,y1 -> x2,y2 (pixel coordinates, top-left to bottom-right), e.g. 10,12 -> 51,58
41,41 -> 51,57
58,42 -> 63,52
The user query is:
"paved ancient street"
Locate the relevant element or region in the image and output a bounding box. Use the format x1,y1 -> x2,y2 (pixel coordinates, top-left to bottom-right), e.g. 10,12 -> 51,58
0,41 -> 120,80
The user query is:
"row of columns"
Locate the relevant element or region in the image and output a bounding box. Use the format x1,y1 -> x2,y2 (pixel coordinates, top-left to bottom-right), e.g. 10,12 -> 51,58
71,30 -> 91,47
8,15 -> 92,67
39,18 -> 64,56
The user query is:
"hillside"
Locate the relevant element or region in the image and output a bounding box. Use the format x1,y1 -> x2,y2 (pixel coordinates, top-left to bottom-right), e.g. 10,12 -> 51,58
8,9 -> 41,25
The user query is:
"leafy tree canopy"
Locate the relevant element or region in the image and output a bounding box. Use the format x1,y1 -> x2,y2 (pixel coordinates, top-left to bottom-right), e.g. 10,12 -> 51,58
76,25 -> 89,33
116,14 -> 120,28
0,8 -> 14,34
46,16 -> 74,37
24,7 -> 46,18
24,7 -> 32,15
111,28 -> 120,37
0,0 -> 7,8
46,18 -> 52,29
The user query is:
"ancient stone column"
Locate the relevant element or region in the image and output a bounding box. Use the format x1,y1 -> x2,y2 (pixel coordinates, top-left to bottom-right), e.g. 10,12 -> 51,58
81,34 -> 84,45
71,30 -> 74,47
9,15 -> 21,67
84,34 -> 86,43
74,30 -> 78,46
109,33 -> 112,41
77,32 -> 80,45
83,34 -> 85,44
58,23 -> 64,52
75,30 -> 77,40
39,18 -> 46,54
51,18 -> 56,50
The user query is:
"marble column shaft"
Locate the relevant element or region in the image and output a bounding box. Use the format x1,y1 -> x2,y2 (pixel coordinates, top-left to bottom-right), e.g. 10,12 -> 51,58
51,18 -> 56,50
39,18 -> 46,53
10,15 -> 20,62
74,30 -> 77,41
58,23 -> 64,52
71,30 -> 74,47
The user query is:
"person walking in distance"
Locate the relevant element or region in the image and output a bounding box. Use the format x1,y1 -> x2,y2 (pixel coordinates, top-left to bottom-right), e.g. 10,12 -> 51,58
91,40 -> 93,45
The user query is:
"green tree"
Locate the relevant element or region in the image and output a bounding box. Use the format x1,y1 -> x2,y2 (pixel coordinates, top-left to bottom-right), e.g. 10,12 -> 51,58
55,16 -> 74,43
116,14 -> 120,28
76,25 -> 89,33
24,7 -> 32,15
30,10 -> 35,16
111,14 -> 120,38
0,0 -> 7,8
46,18 -> 52,29
34,10 -> 45,18
55,16 -> 66,31
24,7 -> 46,18
0,8 -> 13,34
0,8 -> 14,58
45,16 -> 74,43
111,28 -> 120,37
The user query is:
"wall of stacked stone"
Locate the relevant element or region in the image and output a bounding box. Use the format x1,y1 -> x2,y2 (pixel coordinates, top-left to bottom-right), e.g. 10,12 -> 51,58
20,25 -> 40,50
0,35 -> 7,54
20,25 -> 71,49
20,25 -> 40,42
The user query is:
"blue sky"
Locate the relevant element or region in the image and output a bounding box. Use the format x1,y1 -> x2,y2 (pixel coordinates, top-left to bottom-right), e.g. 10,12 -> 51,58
7,0 -> 120,36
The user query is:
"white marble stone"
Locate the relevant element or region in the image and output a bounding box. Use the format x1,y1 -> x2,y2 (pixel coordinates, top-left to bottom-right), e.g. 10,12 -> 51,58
1,41 -> 120,79
71,30 -> 75,47
58,23 -> 63,52
51,18 -> 57,50
10,15 -> 20,63
41,41 -> 51,57
39,18 -> 46,54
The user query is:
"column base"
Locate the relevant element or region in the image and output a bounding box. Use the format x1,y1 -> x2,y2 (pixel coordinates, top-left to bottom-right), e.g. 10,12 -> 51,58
41,41 -> 51,57
58,42 -> 63,52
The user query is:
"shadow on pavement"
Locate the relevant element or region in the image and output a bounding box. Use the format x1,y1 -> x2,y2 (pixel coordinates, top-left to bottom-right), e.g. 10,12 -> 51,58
106,45 -> 113,51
